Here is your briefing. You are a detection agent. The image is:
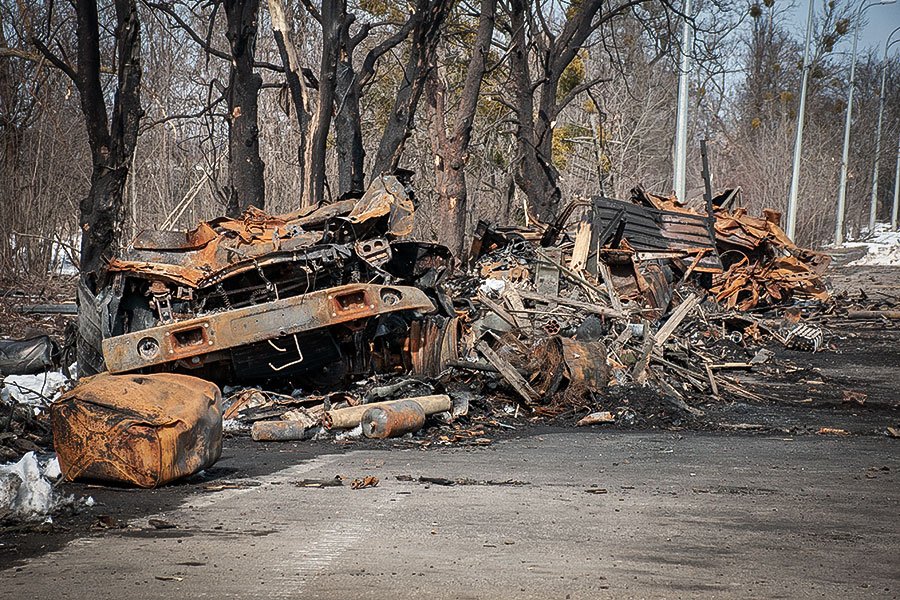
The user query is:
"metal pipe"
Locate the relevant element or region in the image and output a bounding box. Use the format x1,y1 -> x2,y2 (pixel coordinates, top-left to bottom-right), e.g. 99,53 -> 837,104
673,0 -> 692,202
785,0 -> 816,240
869,26 -> 900,233
836,0 -> 896,245
892,139 -> 900,230
323,394 -> 452,430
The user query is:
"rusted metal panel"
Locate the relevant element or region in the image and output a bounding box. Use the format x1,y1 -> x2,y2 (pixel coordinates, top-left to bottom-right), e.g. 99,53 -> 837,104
109,176 -> 414,288
591,196 -> 723,272
102,283 -> 435,373
51,373 -> 222,488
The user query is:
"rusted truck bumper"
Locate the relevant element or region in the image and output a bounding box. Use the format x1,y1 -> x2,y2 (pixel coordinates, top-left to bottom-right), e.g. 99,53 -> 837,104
102,283 -> 435,374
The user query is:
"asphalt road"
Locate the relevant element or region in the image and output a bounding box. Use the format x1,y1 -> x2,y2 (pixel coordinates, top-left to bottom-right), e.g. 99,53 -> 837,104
4,431 -> 897,599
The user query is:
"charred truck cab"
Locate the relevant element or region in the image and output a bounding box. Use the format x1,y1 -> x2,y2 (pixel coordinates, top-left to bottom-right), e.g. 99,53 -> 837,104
99,176 -> 457,385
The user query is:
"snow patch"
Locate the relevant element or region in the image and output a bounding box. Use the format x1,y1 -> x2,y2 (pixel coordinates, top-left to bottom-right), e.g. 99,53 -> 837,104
844,224 -> 900,267
0,452 -> 88,522
0,370 -> 71,408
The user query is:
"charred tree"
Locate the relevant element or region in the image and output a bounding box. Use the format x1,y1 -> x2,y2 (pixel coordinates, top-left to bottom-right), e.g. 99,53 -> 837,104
428,0 -> 495,258
33,0 -> 144,374
268,0 -> 314,199
371,0 -> 451,178
332,11 -> 419,197
507,0 -> 645,221
224,0 -> 265,216
334,20 -> 366,197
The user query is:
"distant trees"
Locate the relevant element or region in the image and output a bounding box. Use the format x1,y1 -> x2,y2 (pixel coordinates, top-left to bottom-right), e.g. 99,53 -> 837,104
2,0 -> 900,292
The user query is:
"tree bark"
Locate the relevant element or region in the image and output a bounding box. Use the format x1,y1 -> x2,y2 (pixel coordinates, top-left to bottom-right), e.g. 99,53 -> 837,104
224,0 -> 265,216
429,0 -> 495,258
332,11 -> 418,197
70,0 -> 143,374
372,0 -> 450,178
334,25 -> 365,197
268,0 -> 313,200
508,0 -> 642,222
305,0 -> 342,206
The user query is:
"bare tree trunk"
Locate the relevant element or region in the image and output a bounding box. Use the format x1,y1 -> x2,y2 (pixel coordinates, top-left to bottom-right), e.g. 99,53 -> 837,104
70,0 -> 143,374
224,0 -> 265,216
509,0 -> 559,222
335,27 -> 365,197
507,0 -> 642,222
333,8 -> 418,197
372,0 -> 450,178
305,0 -> 342,205
268,0 -> 313,200
429,0 -> 495,258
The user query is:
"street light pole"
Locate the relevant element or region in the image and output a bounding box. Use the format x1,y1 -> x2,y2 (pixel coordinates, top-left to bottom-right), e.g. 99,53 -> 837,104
892,138 -> 900,230
835,0 -> 896,246
868,26 -> 900,233
673,0 -> 692,202
785,0 -> 816,240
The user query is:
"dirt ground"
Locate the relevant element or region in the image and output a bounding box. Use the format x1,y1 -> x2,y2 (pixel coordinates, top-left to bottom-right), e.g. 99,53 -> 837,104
0,265 -> 898,588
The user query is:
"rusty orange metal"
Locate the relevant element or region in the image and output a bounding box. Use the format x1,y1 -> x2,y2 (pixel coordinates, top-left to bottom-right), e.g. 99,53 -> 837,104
361,400 -> 427,439
108,176 -> 411,288
51,373 -> 222,488
102,283 -> 435,373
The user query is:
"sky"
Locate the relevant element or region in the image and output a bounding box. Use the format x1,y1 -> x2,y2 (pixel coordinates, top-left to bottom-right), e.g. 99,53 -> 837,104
787,0 -> 900,55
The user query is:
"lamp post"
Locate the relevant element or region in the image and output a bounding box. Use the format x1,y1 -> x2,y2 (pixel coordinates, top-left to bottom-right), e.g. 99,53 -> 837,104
673,0 -> 692,202
835,0 -> 896,246
785,0 -> 816,240
868,26 -> 900,233
892,139 -> 900,230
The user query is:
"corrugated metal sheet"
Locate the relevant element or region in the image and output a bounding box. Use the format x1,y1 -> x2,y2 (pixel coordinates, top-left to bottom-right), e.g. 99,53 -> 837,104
591,197 -> 723,272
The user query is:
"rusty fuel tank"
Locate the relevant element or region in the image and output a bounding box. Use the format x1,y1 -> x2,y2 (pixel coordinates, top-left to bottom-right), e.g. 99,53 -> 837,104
361,400 -> 427,439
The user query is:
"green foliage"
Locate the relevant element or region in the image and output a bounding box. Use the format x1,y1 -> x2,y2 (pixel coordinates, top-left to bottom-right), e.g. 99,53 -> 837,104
557,51 -> 587,100
358,0 -> 404,20
551,123 -> 587,170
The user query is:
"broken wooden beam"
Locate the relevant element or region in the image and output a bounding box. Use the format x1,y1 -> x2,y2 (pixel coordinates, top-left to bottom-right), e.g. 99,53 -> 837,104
846,310 -> 900,320
477,292 -> 519,328
653,293 -> 700,346
517,290 -> 623,319
476,340 -> 540,404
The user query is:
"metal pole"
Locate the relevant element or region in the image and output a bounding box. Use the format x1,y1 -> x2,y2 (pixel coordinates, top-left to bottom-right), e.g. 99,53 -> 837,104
785,0 -> 816,240
836,0 -> 896,245
673,0 -> 692,202
835,14 -> 863,245
892,137 -> 900,230
868,27 -> 900,233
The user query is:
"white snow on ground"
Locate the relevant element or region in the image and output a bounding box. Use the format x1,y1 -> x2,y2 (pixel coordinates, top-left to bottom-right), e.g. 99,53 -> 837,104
0,452 -> 89,522
0,369 -> 72,409
844,224 -> 900,267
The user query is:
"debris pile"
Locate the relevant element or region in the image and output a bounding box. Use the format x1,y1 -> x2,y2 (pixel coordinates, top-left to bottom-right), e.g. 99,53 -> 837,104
0,366 -> 71,463
210,184 -> 849,440
2,175 -> 897,490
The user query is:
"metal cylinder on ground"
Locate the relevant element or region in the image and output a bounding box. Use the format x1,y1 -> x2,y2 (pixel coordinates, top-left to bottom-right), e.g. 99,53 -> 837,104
251,420 -> 319,441
361,400 -> 426,439
323,394 -> 452,429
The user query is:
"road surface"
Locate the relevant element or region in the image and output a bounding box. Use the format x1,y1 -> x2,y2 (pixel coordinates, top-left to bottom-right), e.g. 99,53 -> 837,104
3,431 -> 897,599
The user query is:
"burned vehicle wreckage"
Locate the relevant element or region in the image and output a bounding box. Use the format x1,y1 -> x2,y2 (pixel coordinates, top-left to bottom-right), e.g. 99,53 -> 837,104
99,176 -> 456,385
